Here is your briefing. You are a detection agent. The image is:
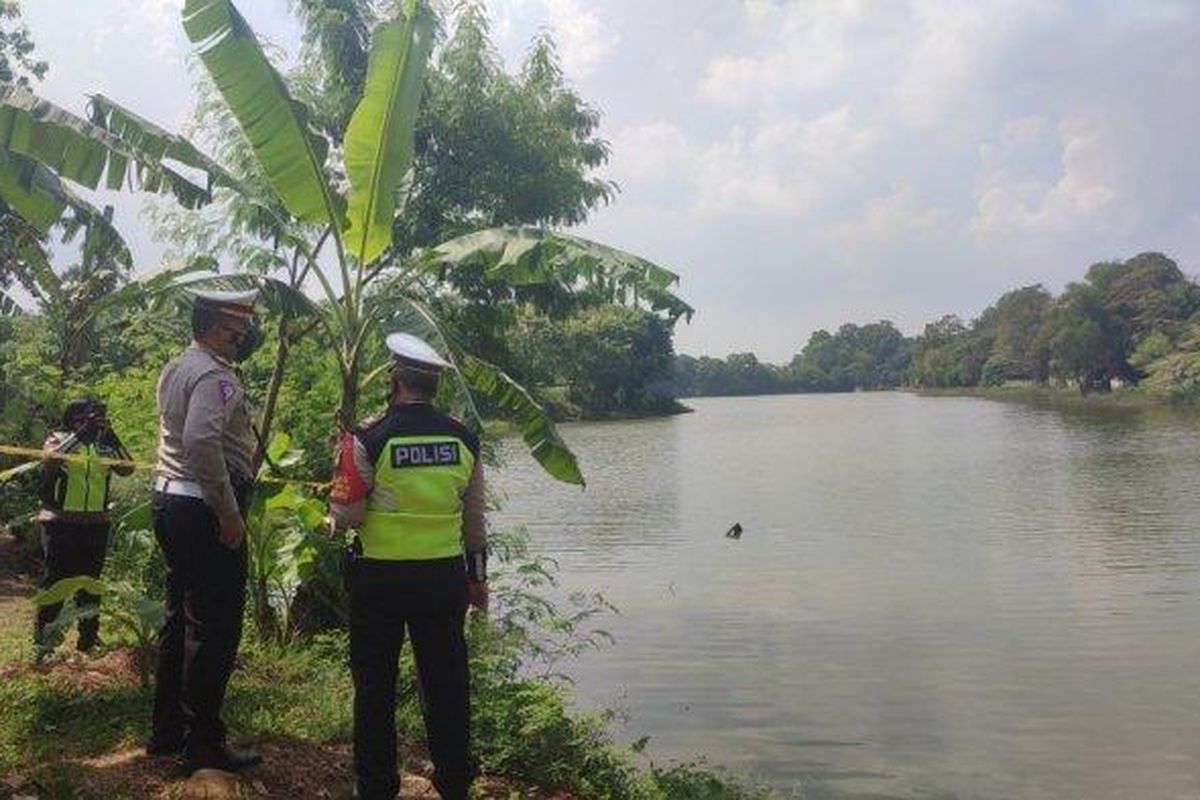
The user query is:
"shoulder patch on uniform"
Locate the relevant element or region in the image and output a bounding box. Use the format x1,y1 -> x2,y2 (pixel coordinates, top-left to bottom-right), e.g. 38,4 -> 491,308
356,410 -> 387,433
390,441 -> 461,468
218,378 -> 237,404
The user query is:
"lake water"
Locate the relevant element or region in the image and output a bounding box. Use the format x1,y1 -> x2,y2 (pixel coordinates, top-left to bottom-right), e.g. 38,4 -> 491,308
493,393 -> 1200,800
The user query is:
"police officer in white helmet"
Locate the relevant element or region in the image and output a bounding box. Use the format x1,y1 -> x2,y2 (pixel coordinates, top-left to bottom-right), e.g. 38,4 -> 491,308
330,332 -> 488,800
147,288 -> 263,772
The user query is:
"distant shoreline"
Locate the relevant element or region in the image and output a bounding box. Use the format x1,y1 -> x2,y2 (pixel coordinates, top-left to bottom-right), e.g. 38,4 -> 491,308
675,385 -> 1200,414
911,385 -> 1192,411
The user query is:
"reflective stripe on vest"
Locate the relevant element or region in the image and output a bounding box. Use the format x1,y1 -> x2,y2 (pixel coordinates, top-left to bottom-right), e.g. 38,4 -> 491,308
62,443 -> 109,513
358,434 -> 475,561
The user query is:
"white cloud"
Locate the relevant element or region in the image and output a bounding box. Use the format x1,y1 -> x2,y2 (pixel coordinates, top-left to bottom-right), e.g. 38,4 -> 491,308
837,183 -> 951,241
608,122 -> 693,192
487,0 -> 617,77
972,116 -> 1120,237
698,0 -> 872,107
890,0 -> 1058,129
999,116 -> 1048,149
612,107 -> 878,217
109,0 -> 184,58
541,0 -> 618,77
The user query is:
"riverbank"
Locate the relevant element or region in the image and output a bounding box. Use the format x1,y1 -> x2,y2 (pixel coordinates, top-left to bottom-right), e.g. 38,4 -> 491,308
912,384 -> 1200,413
0,531 -> 767,800
484,401 -> 693,440
535,386 -> 694,423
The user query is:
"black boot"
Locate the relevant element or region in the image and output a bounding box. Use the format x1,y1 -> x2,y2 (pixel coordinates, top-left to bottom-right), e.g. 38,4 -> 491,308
34,604 -> 59,652
145,730 -> 187,757
76,616 -> 100,653
184,741 -> 262,773
431,773 -> 469,800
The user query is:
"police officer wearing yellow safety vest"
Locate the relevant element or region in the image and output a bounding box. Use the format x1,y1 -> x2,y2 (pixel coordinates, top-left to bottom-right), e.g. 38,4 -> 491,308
330,332 -> 488,800
35,399 -> 134,652
147,288 -> 263,773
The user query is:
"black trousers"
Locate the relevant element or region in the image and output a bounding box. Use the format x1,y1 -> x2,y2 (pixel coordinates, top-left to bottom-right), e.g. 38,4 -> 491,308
350,557 -> 471,800
151,491 -> 248,748
36,519 -> 110,649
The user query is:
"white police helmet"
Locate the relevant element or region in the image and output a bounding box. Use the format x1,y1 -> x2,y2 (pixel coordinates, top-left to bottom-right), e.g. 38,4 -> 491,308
191,288 -> 259,320
385,332 -> 452,371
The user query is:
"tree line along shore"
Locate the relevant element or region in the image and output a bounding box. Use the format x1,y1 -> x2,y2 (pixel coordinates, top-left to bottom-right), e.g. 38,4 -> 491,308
672,252 -> 1200,404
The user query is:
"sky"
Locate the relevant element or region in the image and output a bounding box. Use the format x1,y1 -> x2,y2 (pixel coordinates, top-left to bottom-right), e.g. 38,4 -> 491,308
20,0 -> 1200,362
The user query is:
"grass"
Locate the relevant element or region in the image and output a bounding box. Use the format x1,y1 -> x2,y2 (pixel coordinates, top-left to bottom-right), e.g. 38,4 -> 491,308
0,530 -> 773,799
913,383 -> 1200,413
226,635 -> 356,743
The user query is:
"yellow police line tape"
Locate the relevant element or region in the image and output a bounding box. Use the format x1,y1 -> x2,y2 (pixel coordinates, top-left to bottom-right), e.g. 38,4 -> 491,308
0,443 -> 330,492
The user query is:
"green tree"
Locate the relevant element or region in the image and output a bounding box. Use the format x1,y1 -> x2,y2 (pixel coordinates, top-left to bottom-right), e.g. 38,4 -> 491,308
0,0 -> 46,308
0,2 -> 46,87
1142,323 -> 1200,401
843,321 -> 910,389
1130,329 -> 1174,373
789,329 -> 847,391
672,351 -> 790,397
1083,252 -> 1200,380
725,352 -> 786,394
513,305 -> 676,416
1044,283 -> 1127,393
787,321 -> 910,391
5,210 -> 132,377
976,285 -> 1052,384
909,315 -> 990,388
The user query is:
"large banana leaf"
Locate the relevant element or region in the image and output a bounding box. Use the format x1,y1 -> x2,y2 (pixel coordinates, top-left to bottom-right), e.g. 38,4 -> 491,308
170,272 -> 323,320
33,575 -> 109,608
0,150 -> 63,232
88,94 -> 242,194
0,151 -> 131,270
74,204 -> 133,271
92,260 -> 221,316
420,227 -> 694,322
343,0 -> 434,265
8,227 -> 59,303
374,296 -> 585,486
183,0 -> 344,230
457,353 -> 584,486
0,85 -> 217,209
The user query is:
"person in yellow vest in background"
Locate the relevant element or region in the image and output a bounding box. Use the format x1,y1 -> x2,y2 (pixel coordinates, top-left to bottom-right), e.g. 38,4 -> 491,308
35,399 -> 134,652
330,332 -> 489,800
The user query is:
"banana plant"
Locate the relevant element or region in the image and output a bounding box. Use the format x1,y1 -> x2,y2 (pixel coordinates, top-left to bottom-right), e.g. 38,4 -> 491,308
0,0 -> 691,486
0,81 -> 232,371
175,0 -> 691,484
33,575 -> 164,685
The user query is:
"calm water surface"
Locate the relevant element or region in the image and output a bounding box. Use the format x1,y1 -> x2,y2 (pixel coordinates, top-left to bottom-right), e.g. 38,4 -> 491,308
493,393 -> 1200,800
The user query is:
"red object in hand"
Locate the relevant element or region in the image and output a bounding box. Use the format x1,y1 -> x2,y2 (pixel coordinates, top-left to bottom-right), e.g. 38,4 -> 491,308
466,580 -> 489,615
330,431 -> 370,504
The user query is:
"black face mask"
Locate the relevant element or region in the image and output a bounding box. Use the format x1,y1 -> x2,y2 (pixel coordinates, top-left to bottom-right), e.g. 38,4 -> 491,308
232,320 -> 263,362
75,421 -> 99,443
